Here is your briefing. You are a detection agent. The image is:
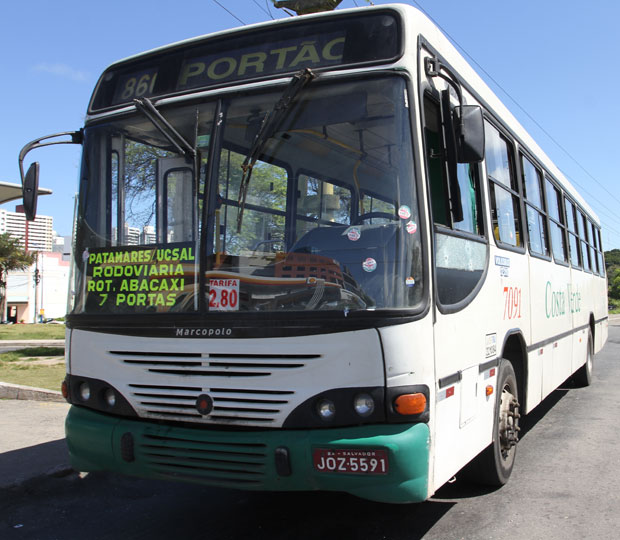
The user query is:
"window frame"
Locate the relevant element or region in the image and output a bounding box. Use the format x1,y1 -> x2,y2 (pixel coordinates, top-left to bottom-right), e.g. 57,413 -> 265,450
520,151 -> 550,260
484,119 -> 525,253
544,176 -> 569,266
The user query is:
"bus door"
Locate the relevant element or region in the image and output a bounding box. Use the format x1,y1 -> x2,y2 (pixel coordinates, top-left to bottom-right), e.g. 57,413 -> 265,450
422,92 -> 490,487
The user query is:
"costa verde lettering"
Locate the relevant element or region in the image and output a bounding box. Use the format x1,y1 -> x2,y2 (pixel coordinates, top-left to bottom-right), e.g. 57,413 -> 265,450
545,281 -> 581,319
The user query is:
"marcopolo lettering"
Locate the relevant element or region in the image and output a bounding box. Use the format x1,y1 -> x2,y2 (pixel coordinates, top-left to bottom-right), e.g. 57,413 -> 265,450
175,328 -> 233,337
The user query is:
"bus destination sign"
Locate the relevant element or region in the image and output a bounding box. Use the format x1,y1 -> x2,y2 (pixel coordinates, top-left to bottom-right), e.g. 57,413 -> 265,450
90,11 -> 401,112
83,242 -> 195,313
112,33 -> 345,106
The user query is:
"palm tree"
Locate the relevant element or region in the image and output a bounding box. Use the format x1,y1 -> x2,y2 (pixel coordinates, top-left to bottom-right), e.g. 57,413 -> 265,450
0,233 -> 37,322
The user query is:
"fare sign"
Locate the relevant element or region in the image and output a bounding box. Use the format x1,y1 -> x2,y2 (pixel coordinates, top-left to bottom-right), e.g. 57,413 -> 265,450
208,278 -> 240,311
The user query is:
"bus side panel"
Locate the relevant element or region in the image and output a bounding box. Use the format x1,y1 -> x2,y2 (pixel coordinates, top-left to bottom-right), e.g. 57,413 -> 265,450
528,257 -> 572,412
570,267 -> 590,375
430,276 -> 504,491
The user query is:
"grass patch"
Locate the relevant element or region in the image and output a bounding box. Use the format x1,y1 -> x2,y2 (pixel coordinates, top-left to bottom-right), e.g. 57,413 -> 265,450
0,324 -> 65,340
1,347 -> 65,362
0,347 -> 65,391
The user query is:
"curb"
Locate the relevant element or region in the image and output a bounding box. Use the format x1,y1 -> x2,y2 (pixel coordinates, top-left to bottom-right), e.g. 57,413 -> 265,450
0,381 -> 65,402
0,340 -> 65,346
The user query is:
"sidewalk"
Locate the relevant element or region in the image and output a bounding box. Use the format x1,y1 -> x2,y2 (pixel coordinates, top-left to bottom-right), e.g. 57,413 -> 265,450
0,339 -> 72,489
0,399 -> 72,489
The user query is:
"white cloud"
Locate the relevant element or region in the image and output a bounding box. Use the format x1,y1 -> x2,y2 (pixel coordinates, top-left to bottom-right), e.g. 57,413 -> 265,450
33,63 -> 89,82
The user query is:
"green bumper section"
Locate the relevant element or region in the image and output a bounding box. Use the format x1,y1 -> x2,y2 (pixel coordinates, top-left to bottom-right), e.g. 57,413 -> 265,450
66,406 -> 430,504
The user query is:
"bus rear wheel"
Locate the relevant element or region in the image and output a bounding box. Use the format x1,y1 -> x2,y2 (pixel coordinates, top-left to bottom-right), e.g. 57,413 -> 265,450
466,360 -> 521,486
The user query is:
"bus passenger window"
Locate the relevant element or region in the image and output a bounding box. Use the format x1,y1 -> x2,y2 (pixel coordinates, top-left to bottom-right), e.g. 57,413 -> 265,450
485,122 -> 521,247
564,199 -> 581,268
521,155 -> 549,256
545,179 -> 567,263
578,211 -> 592,272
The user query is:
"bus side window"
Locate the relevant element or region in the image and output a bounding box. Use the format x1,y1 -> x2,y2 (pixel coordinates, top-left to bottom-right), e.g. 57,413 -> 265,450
423,96 -> 483,234
485,122 -> 522,248
578,211 -> 592,272
521,154 -> 549,257
423,95 -> 487,307
423,96 -> 450,227
545,178 -> 568,263
564,198 -> 582,268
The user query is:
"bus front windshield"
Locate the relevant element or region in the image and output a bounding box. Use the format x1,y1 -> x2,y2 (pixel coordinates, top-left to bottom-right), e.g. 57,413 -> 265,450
72,76 -> 423,317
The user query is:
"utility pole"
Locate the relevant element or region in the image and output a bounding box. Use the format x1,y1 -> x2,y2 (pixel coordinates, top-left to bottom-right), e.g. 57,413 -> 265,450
33,255 -> 40,323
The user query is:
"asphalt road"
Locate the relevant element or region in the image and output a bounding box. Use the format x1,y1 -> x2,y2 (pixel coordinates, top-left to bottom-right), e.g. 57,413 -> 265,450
1,324 -> 619,540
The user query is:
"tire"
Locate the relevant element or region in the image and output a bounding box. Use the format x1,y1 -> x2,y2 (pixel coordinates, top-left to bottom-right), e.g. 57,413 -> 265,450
573,330 -> 593,387
465,360 -> 521,486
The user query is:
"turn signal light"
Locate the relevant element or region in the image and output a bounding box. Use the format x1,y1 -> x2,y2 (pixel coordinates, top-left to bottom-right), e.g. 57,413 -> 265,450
393,393 -> 426,415
486,385 -> 494,397
61,380 -> 69,400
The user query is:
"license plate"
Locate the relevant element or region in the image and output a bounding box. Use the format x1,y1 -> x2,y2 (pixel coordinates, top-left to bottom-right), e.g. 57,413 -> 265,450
313,448 -> 389,475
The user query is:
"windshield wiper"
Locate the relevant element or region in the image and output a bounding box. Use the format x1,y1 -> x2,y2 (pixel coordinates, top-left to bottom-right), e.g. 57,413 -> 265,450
236,67 -> 316,232
134,97 -> 196,158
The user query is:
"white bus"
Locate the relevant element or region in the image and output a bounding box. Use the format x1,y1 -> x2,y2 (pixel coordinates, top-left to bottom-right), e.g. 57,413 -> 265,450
19,3 -> 608,503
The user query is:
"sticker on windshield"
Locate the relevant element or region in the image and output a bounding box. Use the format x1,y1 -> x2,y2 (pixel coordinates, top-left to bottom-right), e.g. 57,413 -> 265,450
362,258 -> 377,272
346,227 -> 361,242
209,278 -> 240,311
398,205 -> 411,220
405,277 -> 415,287
405,221 -> 417,234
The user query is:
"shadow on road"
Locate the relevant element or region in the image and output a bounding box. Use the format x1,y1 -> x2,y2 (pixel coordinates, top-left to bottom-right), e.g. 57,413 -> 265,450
0,439 -> 69,491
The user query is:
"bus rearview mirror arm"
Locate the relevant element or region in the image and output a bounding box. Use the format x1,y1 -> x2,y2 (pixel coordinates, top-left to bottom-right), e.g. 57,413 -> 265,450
18,130 -> 83,221
425,57 -> 485,164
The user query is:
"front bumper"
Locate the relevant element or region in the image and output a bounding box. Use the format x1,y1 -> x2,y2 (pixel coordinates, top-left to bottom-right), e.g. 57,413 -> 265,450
66,405 -> 430,503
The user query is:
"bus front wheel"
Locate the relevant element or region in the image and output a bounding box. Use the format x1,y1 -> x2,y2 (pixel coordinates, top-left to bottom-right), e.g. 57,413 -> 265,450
466,360 -> 521,486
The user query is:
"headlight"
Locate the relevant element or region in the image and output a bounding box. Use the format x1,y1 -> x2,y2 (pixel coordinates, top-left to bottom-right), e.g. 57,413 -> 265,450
353,393 -> 375,417
316,399 -> 336,421
104,388 -> 116,407
79,382 -> 91,401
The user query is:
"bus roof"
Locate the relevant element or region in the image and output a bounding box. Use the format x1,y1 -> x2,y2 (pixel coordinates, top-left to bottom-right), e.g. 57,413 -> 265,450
95,3 -> 598,224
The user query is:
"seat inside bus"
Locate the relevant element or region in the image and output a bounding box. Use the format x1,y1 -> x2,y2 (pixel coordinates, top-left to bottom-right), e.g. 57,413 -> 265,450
289,222 -> 400,308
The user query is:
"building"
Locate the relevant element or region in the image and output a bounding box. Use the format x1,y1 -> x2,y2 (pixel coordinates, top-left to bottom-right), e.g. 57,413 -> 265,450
6,251 -> 71,323
0,206 -> 54,251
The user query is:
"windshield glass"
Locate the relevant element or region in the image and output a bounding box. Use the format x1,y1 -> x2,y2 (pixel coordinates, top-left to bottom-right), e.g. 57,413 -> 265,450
72,76 -> 423,316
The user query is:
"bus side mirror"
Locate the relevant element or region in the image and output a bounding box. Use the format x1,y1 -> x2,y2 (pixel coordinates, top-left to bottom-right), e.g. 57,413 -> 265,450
23,162 -> 40,221
453,105 -> 485,163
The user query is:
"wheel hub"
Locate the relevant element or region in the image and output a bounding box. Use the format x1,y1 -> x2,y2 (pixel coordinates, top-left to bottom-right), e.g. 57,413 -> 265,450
499,389 -> 521,457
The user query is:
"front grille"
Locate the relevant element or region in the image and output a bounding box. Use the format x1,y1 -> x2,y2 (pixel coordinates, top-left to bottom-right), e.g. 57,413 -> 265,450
128,383 -> 295,424
112,350 -> 316,377
138,431 -> 268,487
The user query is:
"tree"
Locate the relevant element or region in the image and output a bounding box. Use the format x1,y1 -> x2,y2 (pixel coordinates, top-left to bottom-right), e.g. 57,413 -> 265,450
0,233 -> 37,322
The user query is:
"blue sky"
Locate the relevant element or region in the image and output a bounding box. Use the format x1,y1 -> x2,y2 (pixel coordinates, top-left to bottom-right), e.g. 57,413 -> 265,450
2,0 -> 620,249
